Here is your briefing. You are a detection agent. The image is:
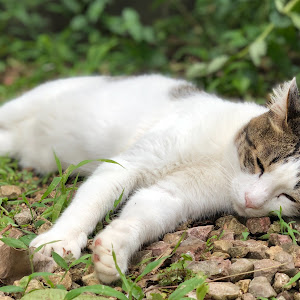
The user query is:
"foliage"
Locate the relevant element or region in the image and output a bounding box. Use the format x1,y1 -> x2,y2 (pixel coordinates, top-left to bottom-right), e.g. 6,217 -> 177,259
0,0 -> 300,103
272,206 -> 300,244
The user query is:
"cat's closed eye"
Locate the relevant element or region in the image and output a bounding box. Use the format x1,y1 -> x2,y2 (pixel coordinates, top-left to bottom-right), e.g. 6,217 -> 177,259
256,157 -> 264,177
280,193 -> 297,203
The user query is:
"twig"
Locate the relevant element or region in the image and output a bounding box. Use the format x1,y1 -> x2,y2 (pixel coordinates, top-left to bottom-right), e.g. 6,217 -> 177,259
0,224 -> 12,235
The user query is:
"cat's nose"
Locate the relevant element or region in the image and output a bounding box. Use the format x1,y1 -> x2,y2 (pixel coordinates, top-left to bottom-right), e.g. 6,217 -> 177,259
245,192 -> 259,209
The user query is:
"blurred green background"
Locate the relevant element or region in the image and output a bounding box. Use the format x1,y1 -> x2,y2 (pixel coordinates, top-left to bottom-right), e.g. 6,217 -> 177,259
0,0 -> 300,103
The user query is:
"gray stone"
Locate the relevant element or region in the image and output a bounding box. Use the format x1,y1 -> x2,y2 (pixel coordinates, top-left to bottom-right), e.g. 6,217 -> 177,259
229,259 -> 254,282
228,246 -> 249,258
0,185 -> 22,199
249,276 -> 277,298
188,258 -> 231,279
246,217 -> 271,234
14,208 -> 36,225
270,234 -> 293,246
207,282 -> 240,300
242,293 -> 256,300
274,250 -> 295,272
235,279 -> 251,293
273,273 -> 294,293
253,259 -> 281,282
213,240 -> 233,253
233,240 -> 268,259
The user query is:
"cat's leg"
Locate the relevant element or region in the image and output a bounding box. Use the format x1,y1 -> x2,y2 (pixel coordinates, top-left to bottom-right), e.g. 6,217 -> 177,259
30,160 -> 147,259
92,181 -> 189,283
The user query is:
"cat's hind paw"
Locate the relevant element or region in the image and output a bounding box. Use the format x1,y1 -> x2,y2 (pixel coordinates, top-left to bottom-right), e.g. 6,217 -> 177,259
30,230 -> 87,260
92,235 -> 129,284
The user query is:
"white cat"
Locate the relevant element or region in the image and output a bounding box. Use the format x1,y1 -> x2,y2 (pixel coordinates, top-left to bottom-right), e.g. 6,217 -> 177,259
0,75 -> 299,283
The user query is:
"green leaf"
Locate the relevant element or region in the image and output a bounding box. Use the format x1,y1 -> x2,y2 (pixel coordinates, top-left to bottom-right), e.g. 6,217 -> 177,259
40,176 -> 62,202
52,251 -> 69,271
52,193 -> 68,222
206,55 -> 229,74
169,275 -> 206,300
0,237 -> 28,249
135,255 -> 170,282
196,282 -> 209,300
69,254 -> 92,268
21,288 -> 67,300
289,12 -> 300,29
112,249 -> 131,293
249,39 -> 267,66
64,285 -> 128,300
87,0 -> 109,23
0,285 -> 24,293
122,8 -> 143,42
19,234 -> 36,246
284,271 -> 300,287
54,152 -> 63,176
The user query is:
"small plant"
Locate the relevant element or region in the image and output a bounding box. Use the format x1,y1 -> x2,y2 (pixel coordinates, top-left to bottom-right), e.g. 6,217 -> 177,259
272,206 -> 300,244
241,231 -> 250,241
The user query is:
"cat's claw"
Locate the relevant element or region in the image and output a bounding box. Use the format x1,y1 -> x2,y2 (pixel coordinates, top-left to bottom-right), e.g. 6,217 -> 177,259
93,234 -> 129,283
30,229 -> 87,260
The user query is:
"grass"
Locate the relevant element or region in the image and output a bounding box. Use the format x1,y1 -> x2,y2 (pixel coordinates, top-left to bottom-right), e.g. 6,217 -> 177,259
0,156 -> 209,299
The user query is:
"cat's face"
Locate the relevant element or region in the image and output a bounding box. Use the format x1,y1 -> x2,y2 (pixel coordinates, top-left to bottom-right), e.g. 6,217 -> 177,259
232,78 -> 300,217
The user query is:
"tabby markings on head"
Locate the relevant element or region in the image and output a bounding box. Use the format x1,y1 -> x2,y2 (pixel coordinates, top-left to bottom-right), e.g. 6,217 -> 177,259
169,84 -> 201,100
235,78 -> 300,198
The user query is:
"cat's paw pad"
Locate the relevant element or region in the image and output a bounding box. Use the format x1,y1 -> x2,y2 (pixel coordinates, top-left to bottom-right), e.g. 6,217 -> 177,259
93,236 -> 128,283
30,230 -> 87,259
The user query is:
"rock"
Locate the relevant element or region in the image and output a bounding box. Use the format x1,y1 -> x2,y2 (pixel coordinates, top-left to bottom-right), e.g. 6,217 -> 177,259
266,246 -> 284,260
293,292 -> 300,300
269,234 -> 293,246
163,231 -> 186,245
82,272 -> 100,286
31,250 -> 57,273
277,290 -> 294,300
246,217 -> 271,234
187,225 -> 214,241
253,259 -> 280,282
37,220 -> 52,234
211,252 -> 230,260
273,273 -> 294,293
188,258 -> 231,279
0,185 -> 22,199
25,279 -> 43,292
0,231 -> 31,284
14,208 -> 36,225
213,240 -> 233,253
235,279 -> 251,293
131,250 -> 153,273
49,271 -> 72,290
0,296 -> 14,300
228,246 -> 249,258
274,250 -> 295,272
229,259 -> 254,282
268,221 -> 281,234
171,236 -> 206,262
209,229 -> 235,241
216,216 -> 248,237
249,276 -> 277,298
146,241 -> 169,256
207,282 -> 240,300
233,240 -> 268,259
242,293 -> 256,300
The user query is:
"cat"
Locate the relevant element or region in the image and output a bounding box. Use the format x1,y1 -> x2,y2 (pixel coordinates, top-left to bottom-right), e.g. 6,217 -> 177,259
0,74 -> 299,283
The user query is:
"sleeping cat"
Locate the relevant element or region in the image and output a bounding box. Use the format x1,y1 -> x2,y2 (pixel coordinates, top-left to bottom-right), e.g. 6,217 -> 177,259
0,75 -> 299,283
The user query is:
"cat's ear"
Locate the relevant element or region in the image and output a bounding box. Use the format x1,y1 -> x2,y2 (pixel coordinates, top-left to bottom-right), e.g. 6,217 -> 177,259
269,78 -> 300,126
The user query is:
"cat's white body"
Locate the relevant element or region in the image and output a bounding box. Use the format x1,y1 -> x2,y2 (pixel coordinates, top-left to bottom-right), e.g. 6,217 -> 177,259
1,75 -> 298,283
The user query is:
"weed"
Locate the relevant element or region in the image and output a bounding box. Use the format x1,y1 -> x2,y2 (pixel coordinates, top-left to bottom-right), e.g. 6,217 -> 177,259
272,206 -> 300,244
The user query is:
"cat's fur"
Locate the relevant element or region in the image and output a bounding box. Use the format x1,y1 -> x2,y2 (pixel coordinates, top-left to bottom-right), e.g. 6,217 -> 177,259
1,75 -> 300,283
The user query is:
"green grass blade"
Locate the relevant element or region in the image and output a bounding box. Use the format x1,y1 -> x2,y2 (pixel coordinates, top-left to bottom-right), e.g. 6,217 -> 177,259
52,251 -> 69,271
54,152 -> 63,177
0,237 -> 28,249
284,271 -> 300,287
51,193 -> 68,222
40,176 -> 62,202
0,285 -> 24,293
135,255 -> 171,282
64,285 -> 128,300
168,276 -> 206,300
112,249 -> 131,293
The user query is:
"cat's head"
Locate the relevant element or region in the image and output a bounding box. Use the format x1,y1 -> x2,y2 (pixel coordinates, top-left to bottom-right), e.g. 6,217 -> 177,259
232,78 -> 300,217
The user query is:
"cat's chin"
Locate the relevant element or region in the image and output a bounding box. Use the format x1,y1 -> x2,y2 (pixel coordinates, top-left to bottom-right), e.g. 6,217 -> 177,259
232,202 -> 268,218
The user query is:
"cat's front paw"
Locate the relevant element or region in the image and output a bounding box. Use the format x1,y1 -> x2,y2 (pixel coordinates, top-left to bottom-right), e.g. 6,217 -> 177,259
92,232 -> 129,283
30,229 -> 87,259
